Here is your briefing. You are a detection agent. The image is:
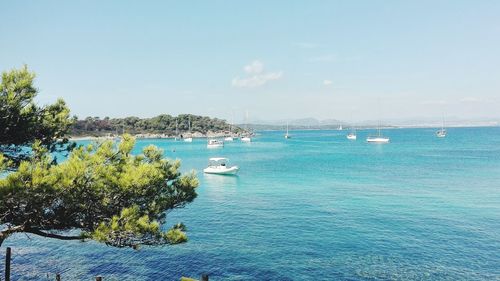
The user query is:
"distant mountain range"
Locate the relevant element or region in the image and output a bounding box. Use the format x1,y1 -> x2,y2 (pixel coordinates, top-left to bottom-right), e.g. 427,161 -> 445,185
236,117 -> 500,131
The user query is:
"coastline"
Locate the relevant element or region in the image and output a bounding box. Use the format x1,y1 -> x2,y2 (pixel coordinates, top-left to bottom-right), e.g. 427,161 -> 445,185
68,131 -> 244,141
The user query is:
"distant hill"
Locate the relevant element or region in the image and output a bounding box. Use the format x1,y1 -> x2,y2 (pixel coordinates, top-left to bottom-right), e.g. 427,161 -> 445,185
71,114 -> 244,137
238,117 -> 500,131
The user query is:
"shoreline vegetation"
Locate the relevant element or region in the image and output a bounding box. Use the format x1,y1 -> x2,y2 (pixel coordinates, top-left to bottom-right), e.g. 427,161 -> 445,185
70,114 -> 246,140
69,115 -> 499,140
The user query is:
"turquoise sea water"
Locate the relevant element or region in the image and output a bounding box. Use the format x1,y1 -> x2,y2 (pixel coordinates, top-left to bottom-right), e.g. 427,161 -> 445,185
3,127 -> 500,280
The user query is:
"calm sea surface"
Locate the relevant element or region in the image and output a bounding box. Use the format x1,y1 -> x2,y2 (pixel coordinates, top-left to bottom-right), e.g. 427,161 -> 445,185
3,127 -> 500,280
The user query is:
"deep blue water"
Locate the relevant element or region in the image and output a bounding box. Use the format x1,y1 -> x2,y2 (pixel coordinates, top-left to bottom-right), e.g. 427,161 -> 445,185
3,127 -> 500,280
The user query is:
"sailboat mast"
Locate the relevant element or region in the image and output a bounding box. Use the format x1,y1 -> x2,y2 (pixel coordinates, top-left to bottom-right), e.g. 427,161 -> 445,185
245,110 -> 249,132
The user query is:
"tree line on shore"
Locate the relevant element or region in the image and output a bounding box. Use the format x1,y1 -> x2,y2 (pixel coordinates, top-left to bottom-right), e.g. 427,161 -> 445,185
71,114 -> 244,136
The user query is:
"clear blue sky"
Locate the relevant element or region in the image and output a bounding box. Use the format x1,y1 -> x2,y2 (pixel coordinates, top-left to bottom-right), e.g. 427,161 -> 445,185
1,1 -> 499,122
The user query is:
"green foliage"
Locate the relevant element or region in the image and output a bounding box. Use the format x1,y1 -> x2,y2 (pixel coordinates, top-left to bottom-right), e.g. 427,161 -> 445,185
0,135 -> 198,248
0,65 -> 75,165
71,114 -> 244,136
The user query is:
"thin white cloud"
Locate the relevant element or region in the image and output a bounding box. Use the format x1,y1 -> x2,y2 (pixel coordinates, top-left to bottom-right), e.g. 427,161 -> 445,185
294,42 -> 320,49
323,80 -> 333,86
232,61 -> 283,88
243,60 -> 264,74
232,72 -> 283,88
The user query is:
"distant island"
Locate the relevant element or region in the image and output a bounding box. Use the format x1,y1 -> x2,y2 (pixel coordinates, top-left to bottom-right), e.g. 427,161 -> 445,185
71,114 -> 245,139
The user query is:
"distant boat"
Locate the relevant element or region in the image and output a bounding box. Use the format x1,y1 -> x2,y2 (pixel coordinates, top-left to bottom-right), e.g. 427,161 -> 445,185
347,132 -> 357,140
225,114 -> 234,141
366,125 -> 389,143
241,110 -> 252,142
366,101 -> 390,143
366,122 -> 389,143
367,104 -> 389,143
207,139 -> 224,148
203,157 -> 239,175
285,122 -> 291,139
436,117 -> 447,138
347,124 -> 356,140
184,117 -> 193,142
338,125 -> 343,131
175,120 -> 179,141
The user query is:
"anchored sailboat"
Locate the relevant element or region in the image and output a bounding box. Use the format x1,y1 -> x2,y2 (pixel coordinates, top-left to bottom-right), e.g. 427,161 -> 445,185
436,116 -> 447,138
184,117 -> 193,142
366,122 -> 389,143
347,126 -> 357,140
225,114 -> 234,141
241,110 -> 252,142
367,101 -> 389,143
285,121 -> 291,139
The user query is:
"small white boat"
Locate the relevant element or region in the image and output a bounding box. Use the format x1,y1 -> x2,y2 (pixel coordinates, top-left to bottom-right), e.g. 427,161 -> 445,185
203,158 -> 239,175
184,137 -> 193,142
241,136 -> 251,142
207,139 -> 224,148
347,133 -> 357,140
224,136 -> 234,141
338,125 -> 343,131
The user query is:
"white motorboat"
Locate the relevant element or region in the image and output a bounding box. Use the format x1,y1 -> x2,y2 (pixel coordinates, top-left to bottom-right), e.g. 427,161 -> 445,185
241,136 -> 251,142
203,158 -> 239,175
224,136 -> 234,141
184,137 -> 193,142
207,139 -> 224,148
347,133 -> 357,140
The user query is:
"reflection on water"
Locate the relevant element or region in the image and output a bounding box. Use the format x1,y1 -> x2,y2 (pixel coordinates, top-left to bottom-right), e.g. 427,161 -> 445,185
203,173 -> 239,188
201,174 -> 240,202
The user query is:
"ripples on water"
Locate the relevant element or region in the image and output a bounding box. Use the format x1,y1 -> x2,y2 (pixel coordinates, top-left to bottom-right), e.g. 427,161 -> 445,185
3,127 -> 500,280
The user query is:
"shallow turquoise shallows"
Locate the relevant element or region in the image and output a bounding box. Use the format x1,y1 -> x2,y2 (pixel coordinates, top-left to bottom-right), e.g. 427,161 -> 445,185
3,127 -> 500,280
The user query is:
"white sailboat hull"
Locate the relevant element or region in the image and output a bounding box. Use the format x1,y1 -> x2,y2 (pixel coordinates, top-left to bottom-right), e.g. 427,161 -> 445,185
366,137 -> 390,143
184,138 -> 193,142
241,137 -> 251,142
436,129 -> 446,138
207,144 -> 224,148
347,134 -> 357,140
224,137 -> 234,141
203,166 -> 239,175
